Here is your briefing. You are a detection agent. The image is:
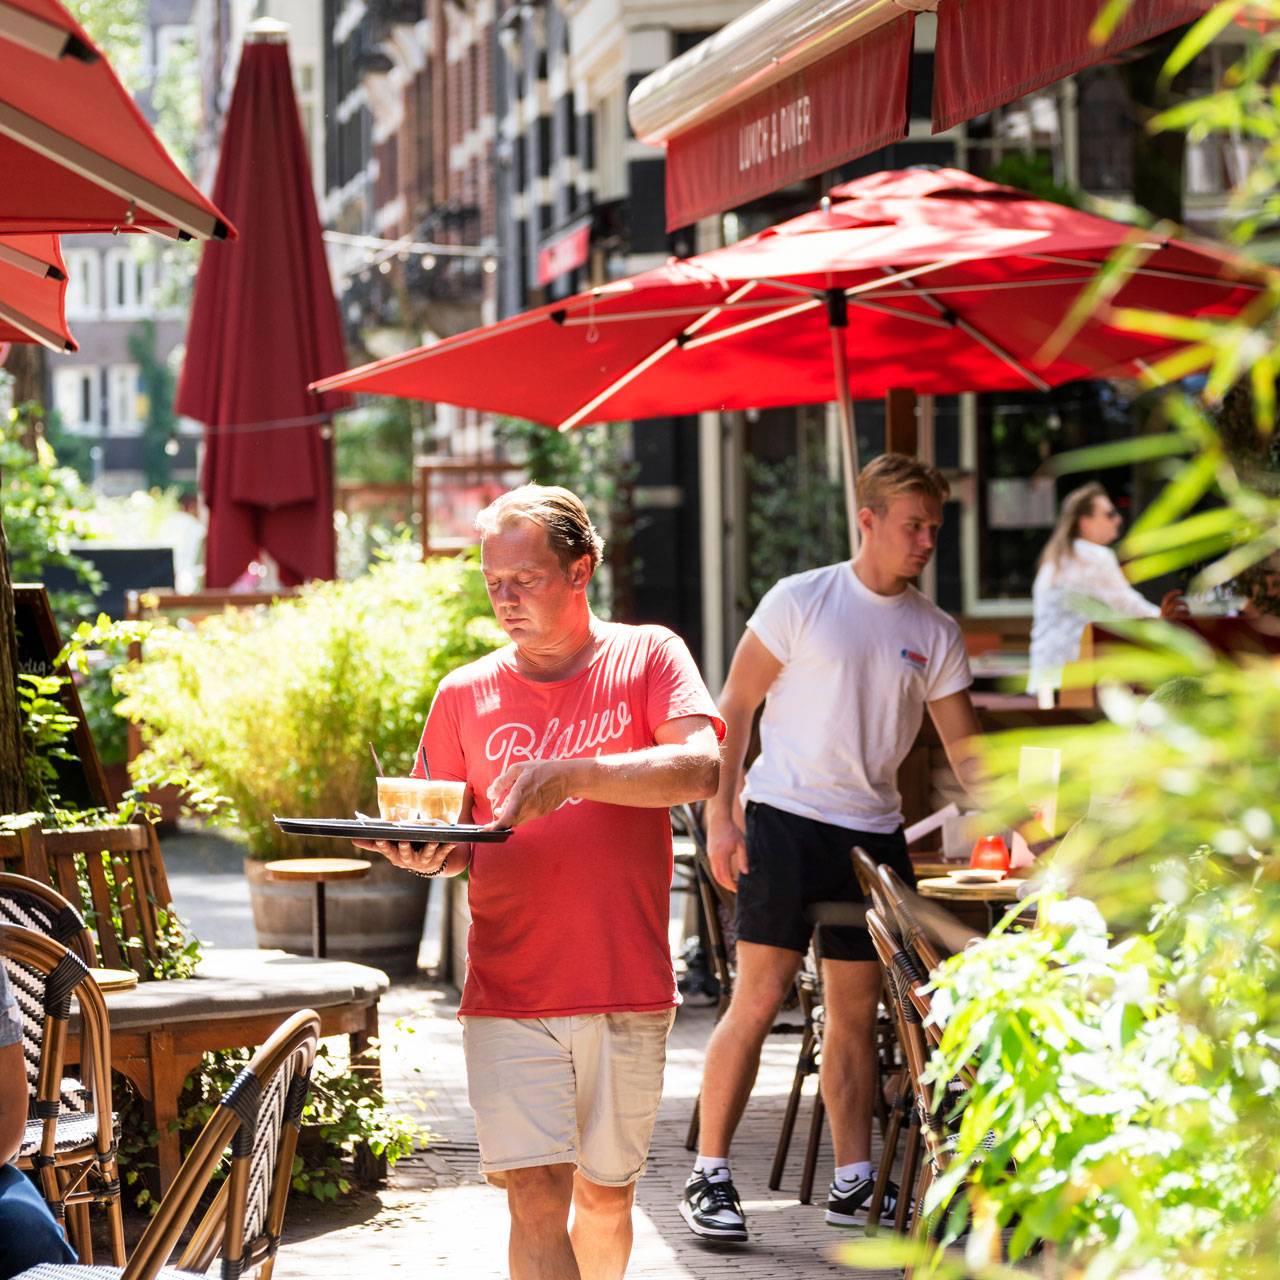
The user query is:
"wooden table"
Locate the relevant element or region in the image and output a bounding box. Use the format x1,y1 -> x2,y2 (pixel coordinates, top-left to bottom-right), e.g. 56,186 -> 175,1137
263,857 -> 372,957
917,873 -> 1029,929
89,966 -> 139,993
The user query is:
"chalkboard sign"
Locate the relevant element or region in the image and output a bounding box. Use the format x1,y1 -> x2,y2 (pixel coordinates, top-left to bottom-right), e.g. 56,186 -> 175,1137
13,583 -> 111,810
40,545 -> 175,622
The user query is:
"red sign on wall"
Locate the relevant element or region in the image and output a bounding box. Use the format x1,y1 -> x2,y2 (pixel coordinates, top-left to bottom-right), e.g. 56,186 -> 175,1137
537,216 -> 593,287
664,14 -> 915,231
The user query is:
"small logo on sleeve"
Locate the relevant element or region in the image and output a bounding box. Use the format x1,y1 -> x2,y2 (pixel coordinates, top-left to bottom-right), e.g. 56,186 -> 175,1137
900,648 -> 928,671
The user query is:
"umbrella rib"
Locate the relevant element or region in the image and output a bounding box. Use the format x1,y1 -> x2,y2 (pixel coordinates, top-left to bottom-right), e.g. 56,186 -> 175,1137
313,308 -> 555,389
0,241 -> 60,280
871,275 -> 1096,299
847,298 -> 955,329
556,298 -> 820,326
843,258 -> 975,300
683,263 -> 971,352
882,266 -> 1051,392
0,101 -> 219,239
754,277 -> 828,298
557,282 -> 759,430
1024,252 -> 1266,290
953,319 -> 1050,391
0,298 -> 71,351
680,297 -> 820,351
0,1 -> 95,61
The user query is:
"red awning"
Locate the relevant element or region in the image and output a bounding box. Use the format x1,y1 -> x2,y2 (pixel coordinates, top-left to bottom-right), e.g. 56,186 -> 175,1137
664,14 -> 915,229
176,27 -> 350,588
0,0 -> 233,238
0,232 -> 74,351
933,0 -> 1210,133
630,0 -> 1236,230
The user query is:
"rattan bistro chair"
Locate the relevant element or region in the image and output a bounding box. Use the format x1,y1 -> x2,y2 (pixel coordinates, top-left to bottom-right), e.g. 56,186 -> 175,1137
0,875 -> 110,1260
133,1009 -> 321,1280
866,909 -> 949,1273
875,862 -> 981,976
20,1009 -> 323,1280
850,847 -> 916,1234
0,923 -> 125,1264
0,873 -> 97,965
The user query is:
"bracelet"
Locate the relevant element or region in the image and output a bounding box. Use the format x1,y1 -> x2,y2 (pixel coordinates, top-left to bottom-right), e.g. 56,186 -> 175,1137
412,851 -> 449,878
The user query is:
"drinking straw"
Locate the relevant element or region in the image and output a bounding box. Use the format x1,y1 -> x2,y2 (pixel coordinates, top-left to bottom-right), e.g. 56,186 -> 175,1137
416,742 -> 432,780
368,742 -> 384,777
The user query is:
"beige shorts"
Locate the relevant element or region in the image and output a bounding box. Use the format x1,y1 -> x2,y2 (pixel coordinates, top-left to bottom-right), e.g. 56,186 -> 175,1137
461,1008 -> 676,1187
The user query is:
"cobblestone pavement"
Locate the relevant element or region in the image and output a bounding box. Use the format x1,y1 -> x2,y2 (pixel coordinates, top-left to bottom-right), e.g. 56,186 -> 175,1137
162,827 -> 900,1279
271,980 -> 900,1280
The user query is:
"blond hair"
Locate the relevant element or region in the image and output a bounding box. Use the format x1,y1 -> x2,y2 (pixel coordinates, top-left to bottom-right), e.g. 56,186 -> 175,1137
1038,481 -> 1106,572
856,453 -> 950,514
475,483 -> 605,573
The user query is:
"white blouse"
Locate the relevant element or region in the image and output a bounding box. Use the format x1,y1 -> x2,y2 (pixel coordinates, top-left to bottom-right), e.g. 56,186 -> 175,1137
1029,538 -> 1159,690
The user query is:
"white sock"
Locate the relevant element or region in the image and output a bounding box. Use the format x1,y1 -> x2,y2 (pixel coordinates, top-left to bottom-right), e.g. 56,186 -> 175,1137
694,1155 -> 731,1181
834,1161 -> 873,1187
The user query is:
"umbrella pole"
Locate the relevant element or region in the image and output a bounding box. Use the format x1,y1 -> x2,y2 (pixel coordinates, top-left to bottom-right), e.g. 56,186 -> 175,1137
826,290 -> 860,555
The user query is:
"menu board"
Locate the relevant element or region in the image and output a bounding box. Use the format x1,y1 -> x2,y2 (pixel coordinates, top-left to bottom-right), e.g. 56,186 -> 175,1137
12,584 -> 111,810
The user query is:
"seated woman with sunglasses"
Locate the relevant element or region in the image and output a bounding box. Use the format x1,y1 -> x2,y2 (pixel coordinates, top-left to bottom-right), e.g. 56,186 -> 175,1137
1029,481 -> 1187,696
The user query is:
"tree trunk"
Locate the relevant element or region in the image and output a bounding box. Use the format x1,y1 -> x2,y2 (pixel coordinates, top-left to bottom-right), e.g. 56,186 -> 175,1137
5,346 -> 46,445
0,508 -> 28,813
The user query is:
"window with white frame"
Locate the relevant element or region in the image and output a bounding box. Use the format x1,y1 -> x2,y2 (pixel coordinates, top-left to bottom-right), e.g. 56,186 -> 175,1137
105,248 -> 153,316
63,249 -> 100,318
52,365 -> 100,433
594,86 -> 626,203
107,364 -> 142,434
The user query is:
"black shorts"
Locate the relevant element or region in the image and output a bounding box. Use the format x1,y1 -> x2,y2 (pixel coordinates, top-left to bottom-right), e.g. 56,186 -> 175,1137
735,801 -> 914,962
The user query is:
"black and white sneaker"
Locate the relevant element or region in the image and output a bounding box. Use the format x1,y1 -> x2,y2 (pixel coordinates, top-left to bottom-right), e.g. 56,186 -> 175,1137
679,1168 -> 749,1242
825,1176 -> 898,1227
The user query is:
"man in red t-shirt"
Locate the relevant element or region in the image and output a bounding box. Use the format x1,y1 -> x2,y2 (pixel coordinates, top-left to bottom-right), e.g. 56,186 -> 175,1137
356,484 -> 723,1280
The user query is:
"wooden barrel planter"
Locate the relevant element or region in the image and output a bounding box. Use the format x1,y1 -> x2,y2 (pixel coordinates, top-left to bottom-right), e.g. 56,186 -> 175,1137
244,856 -> 430,976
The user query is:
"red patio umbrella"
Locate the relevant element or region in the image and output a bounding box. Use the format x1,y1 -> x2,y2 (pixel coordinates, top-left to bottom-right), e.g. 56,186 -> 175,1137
176,20 -> 351,587
313,168 -> 1270,546
0,232 -> 74,351
0,0 -> 233,239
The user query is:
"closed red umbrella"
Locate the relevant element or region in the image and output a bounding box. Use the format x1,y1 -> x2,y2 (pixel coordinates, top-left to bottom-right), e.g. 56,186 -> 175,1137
313,169 -> 1270,547
176,21 -> 352,588
0,232 -> 74,350
0,0 -> 232,239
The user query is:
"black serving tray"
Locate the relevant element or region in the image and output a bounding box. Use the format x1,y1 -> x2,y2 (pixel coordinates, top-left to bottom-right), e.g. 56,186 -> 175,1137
274,817 -> 513,843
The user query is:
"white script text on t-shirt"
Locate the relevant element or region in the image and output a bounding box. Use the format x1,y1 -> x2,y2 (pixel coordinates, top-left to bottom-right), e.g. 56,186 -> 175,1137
743,562 -> 972,833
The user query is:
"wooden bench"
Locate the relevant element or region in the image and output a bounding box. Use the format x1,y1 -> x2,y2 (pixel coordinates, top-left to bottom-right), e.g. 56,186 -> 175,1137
0,820 -> 388,1192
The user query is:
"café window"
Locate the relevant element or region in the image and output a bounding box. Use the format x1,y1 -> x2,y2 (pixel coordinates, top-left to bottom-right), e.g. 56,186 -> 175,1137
959,382 -> 1141,613
63,249 -> 100,317
107,363 -> 142,434
52,365 -> 100,433
105,248 -> 153,316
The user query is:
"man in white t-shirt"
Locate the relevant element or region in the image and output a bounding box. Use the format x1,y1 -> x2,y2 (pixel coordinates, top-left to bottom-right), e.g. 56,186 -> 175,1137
680,453 -> 982,1242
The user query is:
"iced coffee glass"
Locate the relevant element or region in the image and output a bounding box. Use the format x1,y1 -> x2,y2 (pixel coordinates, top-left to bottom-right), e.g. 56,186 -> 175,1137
376,777 -> 467,824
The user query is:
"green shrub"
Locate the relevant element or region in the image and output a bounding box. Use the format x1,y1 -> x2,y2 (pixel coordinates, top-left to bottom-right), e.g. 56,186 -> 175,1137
843,649 -> 1280,1280
115,557 -> 505,857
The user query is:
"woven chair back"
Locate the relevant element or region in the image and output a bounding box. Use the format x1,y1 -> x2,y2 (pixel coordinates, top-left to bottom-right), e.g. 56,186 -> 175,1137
851,846 -> 894,918
124,1009 -> 322,1280
0,873 -> 97,965
876,863 -> 980,973
0,925 -> 116,1222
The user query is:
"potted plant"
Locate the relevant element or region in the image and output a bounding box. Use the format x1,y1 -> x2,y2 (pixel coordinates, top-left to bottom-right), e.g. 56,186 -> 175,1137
115,556 -> 505,975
